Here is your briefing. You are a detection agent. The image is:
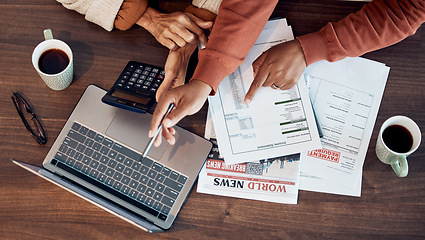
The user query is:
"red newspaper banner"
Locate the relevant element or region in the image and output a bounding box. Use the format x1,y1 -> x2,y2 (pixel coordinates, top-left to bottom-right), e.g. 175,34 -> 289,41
206,159 -> 247,173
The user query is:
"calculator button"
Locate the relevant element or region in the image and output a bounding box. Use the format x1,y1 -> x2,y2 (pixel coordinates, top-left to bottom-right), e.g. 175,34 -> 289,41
124,71 -> 131,75
142,70 -> 149,75
144,81 -> 152,86
160,70 -> 165,75
145,66 -> 152,71
152,68 -> 159,73
130,77 -> 137,82
135,69 -> 142,74
139,75 -> 146,80
147,77 -> 154,81
157,74 -> 164,80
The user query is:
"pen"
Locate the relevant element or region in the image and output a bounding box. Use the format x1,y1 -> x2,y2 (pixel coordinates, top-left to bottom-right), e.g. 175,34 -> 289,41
141,103 -> 174,161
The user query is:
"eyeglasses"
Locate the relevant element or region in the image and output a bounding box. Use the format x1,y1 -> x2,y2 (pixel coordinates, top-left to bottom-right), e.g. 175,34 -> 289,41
11,92 -> 47,145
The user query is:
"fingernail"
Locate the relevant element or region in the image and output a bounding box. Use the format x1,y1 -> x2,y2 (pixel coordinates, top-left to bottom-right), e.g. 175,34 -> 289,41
148,130 -> 153,138
245,99 -> 251,104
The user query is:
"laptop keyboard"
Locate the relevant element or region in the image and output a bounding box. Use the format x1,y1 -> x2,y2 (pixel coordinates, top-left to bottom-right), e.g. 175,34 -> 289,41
51,122 -> 187,221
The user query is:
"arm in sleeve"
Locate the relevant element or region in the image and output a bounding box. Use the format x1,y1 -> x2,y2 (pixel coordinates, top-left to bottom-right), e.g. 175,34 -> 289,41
190,0 -> 279,94
297,0 -> 425,66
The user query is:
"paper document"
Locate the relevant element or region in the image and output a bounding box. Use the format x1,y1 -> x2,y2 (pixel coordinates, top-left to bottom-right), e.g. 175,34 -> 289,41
208,19 -> 321,165
299,57 -> 390,196
197,111 -> 301,204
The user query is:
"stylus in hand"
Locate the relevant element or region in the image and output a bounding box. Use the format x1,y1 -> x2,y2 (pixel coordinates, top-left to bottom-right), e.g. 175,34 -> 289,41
140,103 -> 174,161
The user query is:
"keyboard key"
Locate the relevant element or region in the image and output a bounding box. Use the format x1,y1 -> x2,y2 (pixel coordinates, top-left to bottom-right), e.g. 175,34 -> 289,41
63,137 -> 78,149
178,175 -> 188,184
59,144 -> 68,153
161,205 -> 171,215
68,129 -> 86,143
164,187 -> 179,200
84,148 -> 94,157
131,161 -> 141,171
153,192 -> 163,201
107,159 -> 118,168
71,122 -> 81,131
147,170 -> 157,179
87,130 -> 97,139
161,195 -> 175,207
102,138 -> 114,148
155,174 -> 166,183
152,162 -> 163,172
81,156 -> 91,164
76,144 -> 86,153
124,158 -> 133,167
105,168 -> 115,177
141,157 -> 153,167
131,171 -> 141,181
90,160 -> 99,169
113,172 -> 123,181
123,167 -> 133,176
100,146 -> 109,155
140,165 -> 149,175
145,188 -> 155,197
93,142 -> 102,151
100,155 -> 109,164
79,126 -> 88,135
169,171 -> 179,181
155,183 -> 165,193
97,164 -> 107,173
122,176 -> 131,185
116,163 -> 125,172
54,152 -> 67,163
161,167 -> 171,177
164,178 -> 183,192
147,179 -> 157,188
94,134 -> 104,143
129,180 -> 139,189
92,152 -> 101,160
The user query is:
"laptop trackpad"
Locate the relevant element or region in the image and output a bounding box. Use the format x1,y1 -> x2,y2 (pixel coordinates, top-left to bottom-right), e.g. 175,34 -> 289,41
105,110 -> 167,160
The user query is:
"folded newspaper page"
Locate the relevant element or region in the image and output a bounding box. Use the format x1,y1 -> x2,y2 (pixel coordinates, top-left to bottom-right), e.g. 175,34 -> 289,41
197,111 -> 300,204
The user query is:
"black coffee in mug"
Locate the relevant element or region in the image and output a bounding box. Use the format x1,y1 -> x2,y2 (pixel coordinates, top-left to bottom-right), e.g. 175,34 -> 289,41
38,48 -> 69,74
382,124 -> 413,153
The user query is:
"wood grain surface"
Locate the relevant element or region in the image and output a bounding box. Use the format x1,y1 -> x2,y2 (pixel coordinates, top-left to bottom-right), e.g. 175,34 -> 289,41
1,0 -> 424,239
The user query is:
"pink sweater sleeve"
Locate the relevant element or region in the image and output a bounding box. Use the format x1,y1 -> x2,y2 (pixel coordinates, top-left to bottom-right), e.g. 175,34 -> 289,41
191,0 -> 279,94
297,0 -> 425,66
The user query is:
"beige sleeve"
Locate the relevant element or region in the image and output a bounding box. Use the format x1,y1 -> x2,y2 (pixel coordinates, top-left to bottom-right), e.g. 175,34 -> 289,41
57,0 -> 124,31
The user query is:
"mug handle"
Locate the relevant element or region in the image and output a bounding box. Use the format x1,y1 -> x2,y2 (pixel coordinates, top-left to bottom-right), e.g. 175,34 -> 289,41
43,29 -> 53,40
391,156 -> 408,177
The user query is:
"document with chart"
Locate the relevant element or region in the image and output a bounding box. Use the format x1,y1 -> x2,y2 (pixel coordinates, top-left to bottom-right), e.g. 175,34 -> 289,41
208,19 -> 321,165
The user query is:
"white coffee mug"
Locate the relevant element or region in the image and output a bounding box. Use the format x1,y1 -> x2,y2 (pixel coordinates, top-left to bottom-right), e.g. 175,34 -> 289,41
32,29 -> 73,90
375,116 -> 421,177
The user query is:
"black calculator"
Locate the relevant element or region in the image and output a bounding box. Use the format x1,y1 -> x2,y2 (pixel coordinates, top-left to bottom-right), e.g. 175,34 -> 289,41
102,61 -> 165,113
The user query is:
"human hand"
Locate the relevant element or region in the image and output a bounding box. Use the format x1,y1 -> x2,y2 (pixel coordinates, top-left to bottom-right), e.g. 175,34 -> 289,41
137,8 -> 213,50
149,80 -> 212,146
156,42 -> 198,101
244,40 -> 307,104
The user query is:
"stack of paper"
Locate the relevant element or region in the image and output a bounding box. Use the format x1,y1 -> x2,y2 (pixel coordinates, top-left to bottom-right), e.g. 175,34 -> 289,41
197,18 -> 390,203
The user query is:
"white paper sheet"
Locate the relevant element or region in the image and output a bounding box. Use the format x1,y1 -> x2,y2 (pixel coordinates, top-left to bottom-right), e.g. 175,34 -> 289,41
208,19 -> 321,165
299,57 -> 390,196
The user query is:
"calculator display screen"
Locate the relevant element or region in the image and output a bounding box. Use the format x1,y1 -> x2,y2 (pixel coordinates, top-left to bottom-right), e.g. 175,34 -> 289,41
111,90 -> 150,105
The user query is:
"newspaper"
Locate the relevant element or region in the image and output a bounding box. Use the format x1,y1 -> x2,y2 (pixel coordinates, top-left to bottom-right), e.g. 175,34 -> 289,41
197,111 -> 300,204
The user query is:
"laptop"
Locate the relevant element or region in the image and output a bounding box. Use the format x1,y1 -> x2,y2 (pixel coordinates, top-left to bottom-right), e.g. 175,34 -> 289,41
11,84 -> 212,232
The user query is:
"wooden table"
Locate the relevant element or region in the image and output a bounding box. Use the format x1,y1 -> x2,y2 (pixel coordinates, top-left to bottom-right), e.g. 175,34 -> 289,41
1,0 -> 424,239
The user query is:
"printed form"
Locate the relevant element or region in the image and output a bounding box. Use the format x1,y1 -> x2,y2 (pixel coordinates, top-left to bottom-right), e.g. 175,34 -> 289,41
208,19 -> 321,165
299,57 -> 389,196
